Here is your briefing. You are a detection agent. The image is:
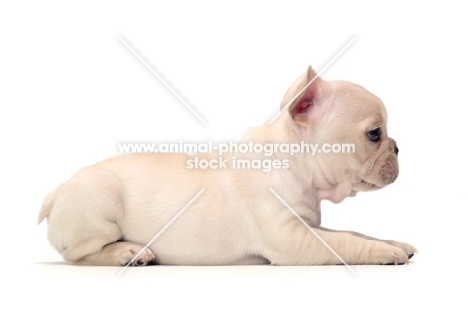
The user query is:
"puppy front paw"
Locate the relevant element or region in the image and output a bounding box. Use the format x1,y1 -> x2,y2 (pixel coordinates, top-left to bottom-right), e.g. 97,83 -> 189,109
359,241 -> 409,265
383,240 -> 418,260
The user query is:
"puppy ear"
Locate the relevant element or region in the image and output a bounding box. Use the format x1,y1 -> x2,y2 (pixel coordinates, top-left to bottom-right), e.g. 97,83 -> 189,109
280,65 -> 324,126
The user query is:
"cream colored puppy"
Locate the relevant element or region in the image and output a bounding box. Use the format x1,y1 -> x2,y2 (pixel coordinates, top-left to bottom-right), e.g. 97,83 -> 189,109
38,66 -> 417,266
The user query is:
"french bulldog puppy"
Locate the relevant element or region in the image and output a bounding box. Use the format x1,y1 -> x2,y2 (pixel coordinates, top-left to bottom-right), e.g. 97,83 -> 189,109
38,66 -> 417,266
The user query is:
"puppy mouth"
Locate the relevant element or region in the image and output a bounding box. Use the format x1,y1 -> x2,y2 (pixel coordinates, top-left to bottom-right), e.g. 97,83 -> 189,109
357,156 -> 398,191
357,179 -> 382,191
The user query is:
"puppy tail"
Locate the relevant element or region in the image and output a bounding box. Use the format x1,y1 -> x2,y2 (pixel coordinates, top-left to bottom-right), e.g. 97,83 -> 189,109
38,190 -> 55,225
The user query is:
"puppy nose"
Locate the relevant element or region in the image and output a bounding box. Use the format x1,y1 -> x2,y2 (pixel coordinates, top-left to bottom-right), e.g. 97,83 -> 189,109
394,145 -> 399,156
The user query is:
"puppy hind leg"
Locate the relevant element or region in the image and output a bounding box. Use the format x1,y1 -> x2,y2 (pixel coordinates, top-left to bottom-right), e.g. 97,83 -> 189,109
60,218 -> 157,266
60,222 -> 122,263
46,167 -> 126,264
74,241 -> 156,266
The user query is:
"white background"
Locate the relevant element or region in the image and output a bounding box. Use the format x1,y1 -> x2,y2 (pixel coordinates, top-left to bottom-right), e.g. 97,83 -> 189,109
1,1 -> 467,310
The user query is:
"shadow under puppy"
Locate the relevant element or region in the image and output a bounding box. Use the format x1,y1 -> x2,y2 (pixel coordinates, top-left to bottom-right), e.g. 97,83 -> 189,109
38,65 -> 417,266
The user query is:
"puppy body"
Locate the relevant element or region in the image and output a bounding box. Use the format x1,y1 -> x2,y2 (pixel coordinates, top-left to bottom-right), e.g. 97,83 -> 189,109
38,66 -> 416,266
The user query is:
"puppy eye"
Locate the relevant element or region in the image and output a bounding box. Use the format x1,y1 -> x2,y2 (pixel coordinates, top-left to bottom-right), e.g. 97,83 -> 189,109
367,128 -> 381,142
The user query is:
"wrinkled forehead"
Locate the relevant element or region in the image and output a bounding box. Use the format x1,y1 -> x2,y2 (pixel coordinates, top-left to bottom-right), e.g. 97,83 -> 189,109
330,80 -> 388,122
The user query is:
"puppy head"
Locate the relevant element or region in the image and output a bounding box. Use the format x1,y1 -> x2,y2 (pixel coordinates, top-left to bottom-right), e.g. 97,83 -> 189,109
280,66 -> 399,192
